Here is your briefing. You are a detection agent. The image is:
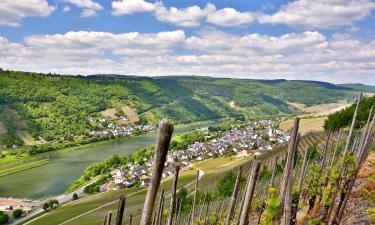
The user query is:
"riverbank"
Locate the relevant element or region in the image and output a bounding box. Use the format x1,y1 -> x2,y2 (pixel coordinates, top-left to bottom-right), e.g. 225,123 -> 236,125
0,119 -> 225,199
0,118 -> 229,178
0,159 -> 50,177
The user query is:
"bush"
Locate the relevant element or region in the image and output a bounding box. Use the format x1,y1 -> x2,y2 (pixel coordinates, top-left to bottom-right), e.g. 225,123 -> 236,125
216,171 -> 246,198
72,193 -> 79,200
43,203 -> 49,212
0,211 -> 9,225
12,209 -> 23,219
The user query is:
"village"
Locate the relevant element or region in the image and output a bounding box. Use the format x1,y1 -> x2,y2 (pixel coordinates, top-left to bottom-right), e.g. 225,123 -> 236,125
105,118 -> 290,191
88,116 -> 157,138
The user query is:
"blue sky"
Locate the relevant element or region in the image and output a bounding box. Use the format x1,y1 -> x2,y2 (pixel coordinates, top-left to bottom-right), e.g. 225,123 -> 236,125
0,0 -> 374,84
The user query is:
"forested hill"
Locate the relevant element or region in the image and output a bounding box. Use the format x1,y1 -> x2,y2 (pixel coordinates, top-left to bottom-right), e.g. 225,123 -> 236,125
0,70 -> 374,147
325,94 -> 375,130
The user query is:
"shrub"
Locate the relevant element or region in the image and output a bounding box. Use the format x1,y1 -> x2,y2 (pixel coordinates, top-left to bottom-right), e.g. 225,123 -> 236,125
0,211 -> 9,225
13,209 -> 23,219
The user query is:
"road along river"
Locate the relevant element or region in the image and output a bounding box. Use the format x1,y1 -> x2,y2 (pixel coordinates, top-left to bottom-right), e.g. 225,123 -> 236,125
0,121 -> 217,199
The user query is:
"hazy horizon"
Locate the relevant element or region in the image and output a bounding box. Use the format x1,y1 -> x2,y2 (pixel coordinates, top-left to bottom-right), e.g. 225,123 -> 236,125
0,0 -> 375,84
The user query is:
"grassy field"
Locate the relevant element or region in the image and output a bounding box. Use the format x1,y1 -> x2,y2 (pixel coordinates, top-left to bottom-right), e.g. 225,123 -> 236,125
25,155 -> 254,225
0,159 -> 50,177
280,116 -> 326,133
287,99 -> 351,117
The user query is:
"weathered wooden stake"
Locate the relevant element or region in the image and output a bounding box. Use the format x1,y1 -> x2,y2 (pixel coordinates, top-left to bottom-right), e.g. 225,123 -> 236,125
329,129 -> 342,170
269,156 -> 279,186
129,214 -> 133,225
239,160 -> 261,225
115,195 -> 126,225
167,165 -> 180,225
226,166 -> 243,225
156,189 -> 165,225
190,170 -> 200,225
279,118 -> 300,206
320,130 -> 332,170
140,119 -> 174,225
106,211 -> 112,225
297,146 -> 309,195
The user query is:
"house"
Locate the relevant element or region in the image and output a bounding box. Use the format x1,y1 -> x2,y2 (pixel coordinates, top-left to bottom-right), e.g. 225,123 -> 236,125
140,177 -> 151,186
237,150 -> 249,157
0,204 -> 12,211
114,183 -> 125,190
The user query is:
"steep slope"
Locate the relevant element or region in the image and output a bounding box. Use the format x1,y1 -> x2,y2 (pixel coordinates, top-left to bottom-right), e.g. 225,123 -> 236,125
0,70 -> 373,146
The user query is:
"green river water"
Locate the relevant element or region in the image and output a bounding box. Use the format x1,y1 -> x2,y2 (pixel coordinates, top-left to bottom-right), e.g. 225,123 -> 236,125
0,122 -> 215,199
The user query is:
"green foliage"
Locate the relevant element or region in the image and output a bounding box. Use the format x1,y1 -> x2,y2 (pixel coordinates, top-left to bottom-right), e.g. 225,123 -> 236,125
176,187 -> 192,213
0,70 -> 361,149
216,171 -> 246,198
83,175 -> 110,194
72,193 -> 79,200
42,203 -> 49,212
0,211 -> 9,225
259,166 -> 272,182
170,130 -> 206,150
12,209 -> 23,219
325,95 -> 375,130
260,186 -> 281,225
306,162 -> 323,197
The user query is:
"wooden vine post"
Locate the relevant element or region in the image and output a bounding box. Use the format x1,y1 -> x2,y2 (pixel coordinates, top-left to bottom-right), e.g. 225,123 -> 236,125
167,165 -> 180,225
226,166 -> 243,225
115,195 -> 126,225
190,170 -> 200,225
279,118 -> 300,214
239,160 -> 261,225
140,119 -> 174,225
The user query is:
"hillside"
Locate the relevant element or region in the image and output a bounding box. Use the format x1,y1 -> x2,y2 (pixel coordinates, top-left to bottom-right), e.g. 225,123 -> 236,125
0,70 -> 374,148
325,95 -> 375,130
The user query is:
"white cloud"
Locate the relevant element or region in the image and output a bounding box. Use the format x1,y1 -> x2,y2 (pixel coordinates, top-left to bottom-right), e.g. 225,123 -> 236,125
258,0 -> 375,29
111,1 -> 255,27
206,8 -> 255,26
63,6 -> 71,12
154,3 -> 216,27
80,9 -> 97,17
112,0 -> 155,15
1,30 -> 375,84
64,0 -> 103,17
0,0 -> 55,27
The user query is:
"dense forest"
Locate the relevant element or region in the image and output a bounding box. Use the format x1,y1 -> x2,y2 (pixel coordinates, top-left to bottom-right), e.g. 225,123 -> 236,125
0,70 -> 372,148
325,95 -> 375,130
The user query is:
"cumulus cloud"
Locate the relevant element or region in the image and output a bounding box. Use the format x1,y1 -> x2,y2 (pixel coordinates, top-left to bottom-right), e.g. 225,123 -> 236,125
0,0 -> 55,27
64,0 -> 103,17
258,0 -> 375,29
1,30 -> 375,84
206,8 -> 254,26
111,1 -> 254,27
112,0 -> 156,15
63,6 -> 71,12
153,3 -> 216,27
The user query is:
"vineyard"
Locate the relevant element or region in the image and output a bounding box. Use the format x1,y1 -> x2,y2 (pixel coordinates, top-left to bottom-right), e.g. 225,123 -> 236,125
30,94 -> 374,225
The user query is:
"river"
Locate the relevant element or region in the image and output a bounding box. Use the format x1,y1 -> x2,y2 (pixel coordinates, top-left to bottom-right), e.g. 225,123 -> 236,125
0,121 -> 217,199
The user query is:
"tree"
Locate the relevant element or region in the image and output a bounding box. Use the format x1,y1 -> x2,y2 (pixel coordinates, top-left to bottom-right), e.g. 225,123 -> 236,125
12,209 -> 23,219
0,211 -> 9,225
72,193 -> 79,200
43,203 -> 49,212
48,199 -> 59,209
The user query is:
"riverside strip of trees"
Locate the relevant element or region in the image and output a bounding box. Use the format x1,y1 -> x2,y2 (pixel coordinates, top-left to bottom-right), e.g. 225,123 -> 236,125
85,93 -> 374,225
